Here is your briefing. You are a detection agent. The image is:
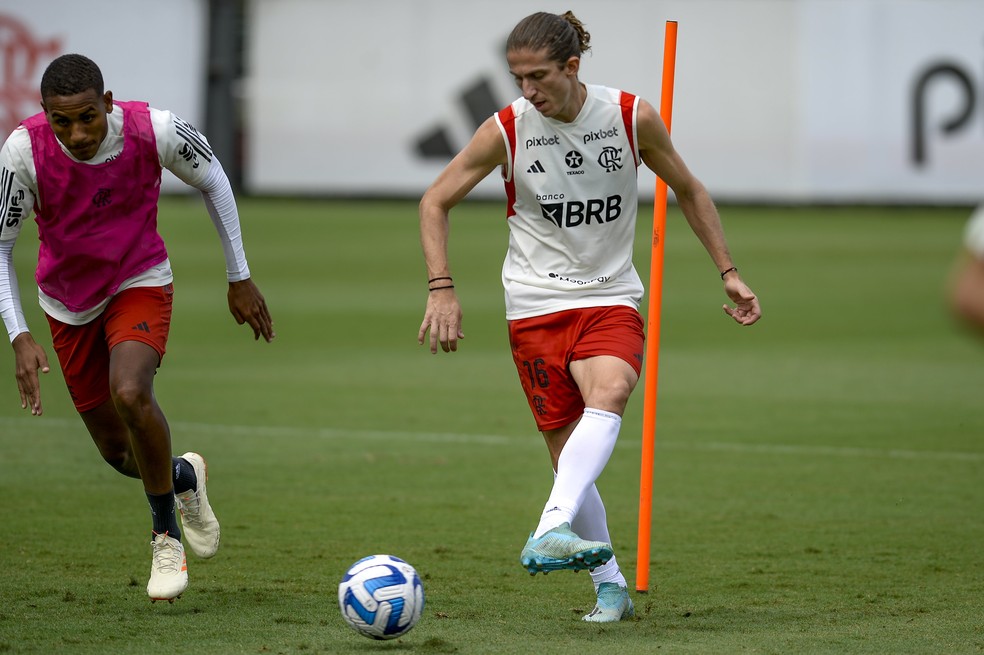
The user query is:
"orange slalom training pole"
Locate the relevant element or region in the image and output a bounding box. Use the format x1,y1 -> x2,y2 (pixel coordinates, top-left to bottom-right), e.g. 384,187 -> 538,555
636,19 -> 678,594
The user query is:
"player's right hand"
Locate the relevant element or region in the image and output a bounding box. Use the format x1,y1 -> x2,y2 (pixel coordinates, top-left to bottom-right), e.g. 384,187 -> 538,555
418,289 -> 464,354
11,332 -> 50,416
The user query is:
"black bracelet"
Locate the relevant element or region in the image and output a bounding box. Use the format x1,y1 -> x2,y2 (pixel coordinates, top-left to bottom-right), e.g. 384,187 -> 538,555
720,266 -> 738,279
428,285 -> 455,292
428,276 -> 453,284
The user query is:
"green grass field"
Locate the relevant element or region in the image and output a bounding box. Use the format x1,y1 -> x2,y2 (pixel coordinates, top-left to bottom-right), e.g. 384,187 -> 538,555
0,198 -> 981,654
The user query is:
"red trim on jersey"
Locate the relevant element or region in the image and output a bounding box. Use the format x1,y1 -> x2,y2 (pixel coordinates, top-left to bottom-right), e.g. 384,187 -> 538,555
497,104 -> 518,218
619,92 -> 639,167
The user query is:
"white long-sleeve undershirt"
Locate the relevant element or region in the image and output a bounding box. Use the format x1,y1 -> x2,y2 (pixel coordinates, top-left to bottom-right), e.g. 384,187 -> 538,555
0,239 -> 26,342
199,157 -> 251,282
0,106 -> 252,340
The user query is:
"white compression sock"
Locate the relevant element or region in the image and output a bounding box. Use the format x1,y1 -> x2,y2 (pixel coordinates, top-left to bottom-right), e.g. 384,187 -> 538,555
573,483 -> 627,590
533,408 -> 622,538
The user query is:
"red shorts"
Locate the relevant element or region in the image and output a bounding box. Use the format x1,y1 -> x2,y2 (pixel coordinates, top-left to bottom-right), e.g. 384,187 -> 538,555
46,285 -> 174,412
507,305 -> 644,431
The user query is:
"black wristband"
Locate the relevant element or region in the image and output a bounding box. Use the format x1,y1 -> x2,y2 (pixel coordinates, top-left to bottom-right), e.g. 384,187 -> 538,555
428,276 -> 453,284
428,285 -> 455,292
720,266 -> 738,279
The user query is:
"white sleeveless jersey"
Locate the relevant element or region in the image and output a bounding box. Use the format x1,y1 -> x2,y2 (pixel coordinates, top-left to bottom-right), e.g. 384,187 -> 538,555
494,84 -> 644,320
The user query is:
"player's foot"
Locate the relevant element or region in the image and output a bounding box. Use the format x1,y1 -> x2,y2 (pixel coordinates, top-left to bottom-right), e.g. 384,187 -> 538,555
582,582 -> 634,622
175,452 -> 220,559
147,532 -> 187,602
519,522 -> 613,575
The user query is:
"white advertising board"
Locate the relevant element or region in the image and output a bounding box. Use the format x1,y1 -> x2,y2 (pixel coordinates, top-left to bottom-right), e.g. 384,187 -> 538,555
2,1 -> 980,203
0,0 -> 207,190
246,0 -> 984,203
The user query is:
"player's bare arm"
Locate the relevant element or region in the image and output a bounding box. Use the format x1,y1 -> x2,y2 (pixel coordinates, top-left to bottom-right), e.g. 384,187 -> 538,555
11,332 -> 50,415
637,99 -> 761,326
636,100 -> 731,269
418,117 -> 507,353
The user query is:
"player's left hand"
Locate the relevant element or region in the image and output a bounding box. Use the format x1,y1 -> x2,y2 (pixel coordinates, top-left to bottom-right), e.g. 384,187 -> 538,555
228,278 -> 276,342
722,276 -> 762,326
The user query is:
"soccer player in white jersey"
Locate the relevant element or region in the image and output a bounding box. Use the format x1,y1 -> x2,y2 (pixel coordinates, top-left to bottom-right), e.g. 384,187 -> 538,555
417,12 -> 761,622
949,204 -> 984,337
0,54 -> 275,602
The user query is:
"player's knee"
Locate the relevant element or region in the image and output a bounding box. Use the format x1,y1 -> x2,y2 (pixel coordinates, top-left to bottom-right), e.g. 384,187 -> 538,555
587,378 -> 634,414
86,425 -> 142,478
100,448 -> 134,475
109,379 -> 153,420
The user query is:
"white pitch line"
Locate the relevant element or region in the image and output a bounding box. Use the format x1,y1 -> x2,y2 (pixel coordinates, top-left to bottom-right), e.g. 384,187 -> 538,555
1,416 -> 982,463
679,440 -> 984,463
173,420 -> 517,446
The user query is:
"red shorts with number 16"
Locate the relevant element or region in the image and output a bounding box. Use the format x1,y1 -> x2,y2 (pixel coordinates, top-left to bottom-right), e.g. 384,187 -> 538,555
507,305 -> 644,432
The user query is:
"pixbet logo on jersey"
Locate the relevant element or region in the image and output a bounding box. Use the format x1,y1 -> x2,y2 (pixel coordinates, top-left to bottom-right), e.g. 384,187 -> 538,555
539,195 -> 622,228
526,134 -> 559,149
583,126 -> 619,144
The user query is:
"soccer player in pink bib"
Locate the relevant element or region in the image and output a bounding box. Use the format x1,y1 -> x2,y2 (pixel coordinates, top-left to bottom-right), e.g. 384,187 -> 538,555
417,11 -> 761,622
0,54 -> 275,602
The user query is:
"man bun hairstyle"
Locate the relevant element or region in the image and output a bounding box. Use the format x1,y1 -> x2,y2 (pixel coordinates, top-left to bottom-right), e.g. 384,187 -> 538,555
40,54 -> 104,100
507,11 -> 591,64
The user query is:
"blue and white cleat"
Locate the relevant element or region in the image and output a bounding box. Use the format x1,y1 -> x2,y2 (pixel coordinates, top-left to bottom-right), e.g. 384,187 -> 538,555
582,582 -> 635,622
519,523 -> 613,575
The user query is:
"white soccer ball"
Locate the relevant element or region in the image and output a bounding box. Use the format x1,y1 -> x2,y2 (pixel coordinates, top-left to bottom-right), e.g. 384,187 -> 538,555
338,554 -> 425,640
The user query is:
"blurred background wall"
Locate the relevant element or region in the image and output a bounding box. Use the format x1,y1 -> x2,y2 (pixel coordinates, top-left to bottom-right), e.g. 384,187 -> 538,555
1,0 -> 982,204
0,0 -> 207,191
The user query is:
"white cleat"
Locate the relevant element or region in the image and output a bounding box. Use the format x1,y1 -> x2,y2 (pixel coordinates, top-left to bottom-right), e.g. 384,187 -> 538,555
147,532 -> 188,602
175,452 -> 220,559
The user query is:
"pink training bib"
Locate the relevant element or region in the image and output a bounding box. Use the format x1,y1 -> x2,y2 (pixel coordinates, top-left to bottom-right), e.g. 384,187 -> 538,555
24,100 -> 168,312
